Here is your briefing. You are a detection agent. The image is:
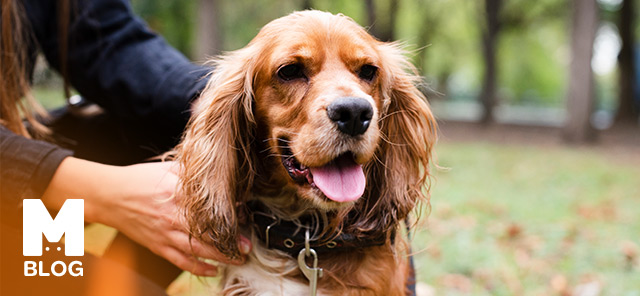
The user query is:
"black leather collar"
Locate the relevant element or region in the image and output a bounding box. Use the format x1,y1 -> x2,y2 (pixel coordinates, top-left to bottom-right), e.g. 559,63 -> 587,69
247,201 -> 392,257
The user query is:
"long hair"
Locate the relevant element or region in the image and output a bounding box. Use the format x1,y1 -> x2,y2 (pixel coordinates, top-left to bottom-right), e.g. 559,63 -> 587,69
0,0 -> 71,137
1,0 -> 44,137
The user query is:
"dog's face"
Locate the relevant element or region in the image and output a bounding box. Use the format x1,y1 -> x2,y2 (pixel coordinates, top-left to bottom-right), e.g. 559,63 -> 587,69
177,11 -> 436,258
250,13 -> 385,209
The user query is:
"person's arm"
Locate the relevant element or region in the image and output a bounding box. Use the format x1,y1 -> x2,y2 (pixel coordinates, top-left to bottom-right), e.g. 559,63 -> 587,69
0,127 -> 72,204
24,0 -> 210,143
1,128 -> 250,276
41,158 -> 251,276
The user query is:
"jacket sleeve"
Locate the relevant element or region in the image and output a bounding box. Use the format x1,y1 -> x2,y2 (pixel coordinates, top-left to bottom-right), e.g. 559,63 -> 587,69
24,0 -> 210,138
0,127 -> 73,203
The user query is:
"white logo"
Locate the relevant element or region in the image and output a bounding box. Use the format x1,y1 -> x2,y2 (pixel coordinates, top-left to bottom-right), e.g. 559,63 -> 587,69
23,199 -> 84,256
23,199 -> 84,277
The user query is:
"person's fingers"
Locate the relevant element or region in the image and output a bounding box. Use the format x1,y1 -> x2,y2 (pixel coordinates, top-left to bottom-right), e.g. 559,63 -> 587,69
238,235 -> 252,255
161,246 -> 219,277
168,231 -> 251,265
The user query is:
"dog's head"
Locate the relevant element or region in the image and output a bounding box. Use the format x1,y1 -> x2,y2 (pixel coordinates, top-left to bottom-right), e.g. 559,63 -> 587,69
177,11 -> 437,258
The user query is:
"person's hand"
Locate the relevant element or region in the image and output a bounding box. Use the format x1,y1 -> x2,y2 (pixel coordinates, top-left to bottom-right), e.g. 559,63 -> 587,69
93,161 -> 252,276
42,158 -> 251,276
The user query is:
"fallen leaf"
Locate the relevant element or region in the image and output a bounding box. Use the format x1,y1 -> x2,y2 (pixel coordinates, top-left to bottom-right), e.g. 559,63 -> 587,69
620,240 -> 638,269
506,223 -> 523,240
551,274 -> 569,296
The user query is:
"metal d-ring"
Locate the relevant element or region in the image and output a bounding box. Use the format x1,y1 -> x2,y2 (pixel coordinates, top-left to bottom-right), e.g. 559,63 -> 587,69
283,238 -> 295,248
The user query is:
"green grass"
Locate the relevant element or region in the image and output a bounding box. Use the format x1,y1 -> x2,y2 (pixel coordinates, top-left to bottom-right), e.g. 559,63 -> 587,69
413,142 -> 640,295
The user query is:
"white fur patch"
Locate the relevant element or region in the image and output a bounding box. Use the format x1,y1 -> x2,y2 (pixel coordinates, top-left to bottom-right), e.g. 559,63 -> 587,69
223,264 -> 311,296
220,234 -> 329,296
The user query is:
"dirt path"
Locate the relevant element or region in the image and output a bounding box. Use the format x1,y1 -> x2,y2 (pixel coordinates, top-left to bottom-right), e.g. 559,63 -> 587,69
436,120 -> 640,166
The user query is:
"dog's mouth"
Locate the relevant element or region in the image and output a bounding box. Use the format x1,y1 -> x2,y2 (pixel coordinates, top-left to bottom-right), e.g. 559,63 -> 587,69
279,139 -> 366,203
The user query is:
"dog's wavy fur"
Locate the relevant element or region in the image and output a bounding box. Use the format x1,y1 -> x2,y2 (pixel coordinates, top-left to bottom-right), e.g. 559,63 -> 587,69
175,10 -> 437,295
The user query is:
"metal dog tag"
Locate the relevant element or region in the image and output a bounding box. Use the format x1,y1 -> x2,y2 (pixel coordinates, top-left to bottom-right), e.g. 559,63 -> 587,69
298,247 -> 323,296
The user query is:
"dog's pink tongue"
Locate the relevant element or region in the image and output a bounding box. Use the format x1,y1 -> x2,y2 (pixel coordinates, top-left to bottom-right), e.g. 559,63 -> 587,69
310,155 -> 365,202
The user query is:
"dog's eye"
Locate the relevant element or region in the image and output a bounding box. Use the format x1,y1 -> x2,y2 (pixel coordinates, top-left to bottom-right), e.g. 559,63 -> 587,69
358,64 -> 378,81
277,64 -> 305,81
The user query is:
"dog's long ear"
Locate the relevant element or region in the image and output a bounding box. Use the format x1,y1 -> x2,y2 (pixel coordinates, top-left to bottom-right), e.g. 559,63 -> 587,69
359,43 -> 437,233
176,48 -> 257,259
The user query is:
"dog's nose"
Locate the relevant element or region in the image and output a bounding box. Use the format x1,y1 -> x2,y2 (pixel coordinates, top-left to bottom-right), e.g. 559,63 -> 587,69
327,97 -> 373,137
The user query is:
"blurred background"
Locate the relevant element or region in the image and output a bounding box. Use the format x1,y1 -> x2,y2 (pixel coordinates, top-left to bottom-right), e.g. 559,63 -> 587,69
36,0 -> 639,295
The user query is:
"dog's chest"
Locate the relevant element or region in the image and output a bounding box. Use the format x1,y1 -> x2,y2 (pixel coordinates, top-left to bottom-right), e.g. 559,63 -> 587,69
222,258 -> 325,296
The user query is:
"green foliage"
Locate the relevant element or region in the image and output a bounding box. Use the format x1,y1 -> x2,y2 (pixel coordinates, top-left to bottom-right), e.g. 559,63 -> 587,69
392,0 -> 573,106
500,20 -> 568,106
131,0 -> 196,57
499,0 -> 569,106
32,86 -> 67,110
399,0 -> 483,98
217,0 -> 302,51
127,0 -> 628,110
311,0 -> 366,26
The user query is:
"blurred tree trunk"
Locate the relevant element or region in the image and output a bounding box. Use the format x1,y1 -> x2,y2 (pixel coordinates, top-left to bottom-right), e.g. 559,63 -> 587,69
416,4 -> 436,74
301,0 -> 313,10
615,0 -> 639,125
479,0 -> 502,124
563,0 -> 598,143
364,0 -> 398,41
416,5 -> 449,95
365,0 -> 376,32
386,0 -> 399,41
194,0 -> 222,61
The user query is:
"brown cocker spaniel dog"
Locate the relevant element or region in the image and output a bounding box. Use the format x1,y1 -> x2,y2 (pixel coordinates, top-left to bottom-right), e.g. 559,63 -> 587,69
175,10 -> 437,296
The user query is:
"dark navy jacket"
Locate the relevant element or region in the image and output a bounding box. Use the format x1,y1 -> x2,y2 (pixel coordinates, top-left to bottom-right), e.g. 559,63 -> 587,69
1,0 -> 209,204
